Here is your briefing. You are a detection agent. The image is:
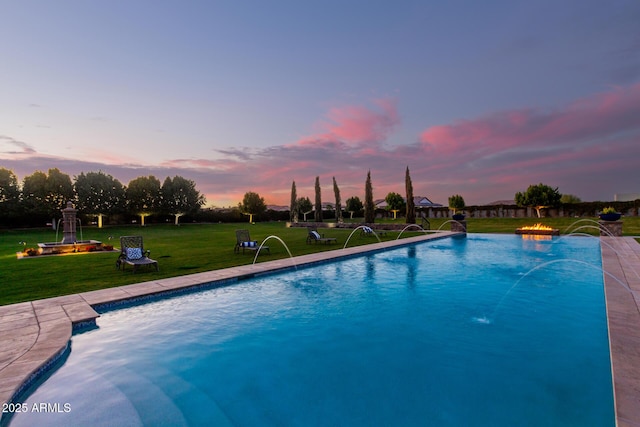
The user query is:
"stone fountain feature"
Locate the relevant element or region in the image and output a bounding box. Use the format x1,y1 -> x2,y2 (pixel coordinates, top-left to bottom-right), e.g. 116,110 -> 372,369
61,201 -> 78,243
36,202 -> 103,255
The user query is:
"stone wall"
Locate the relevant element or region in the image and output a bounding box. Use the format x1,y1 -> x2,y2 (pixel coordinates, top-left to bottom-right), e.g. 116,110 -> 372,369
289,202 -> 640,224
420,203 -> 639,219
287,222 -> 425,231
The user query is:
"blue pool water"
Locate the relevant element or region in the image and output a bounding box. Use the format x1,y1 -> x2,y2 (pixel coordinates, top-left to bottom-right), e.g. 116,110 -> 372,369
10,234 -> 614,426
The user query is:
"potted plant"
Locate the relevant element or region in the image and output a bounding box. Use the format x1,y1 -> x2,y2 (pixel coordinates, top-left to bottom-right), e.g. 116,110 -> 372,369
599,206 -> 621,221
449,194 -> 466,220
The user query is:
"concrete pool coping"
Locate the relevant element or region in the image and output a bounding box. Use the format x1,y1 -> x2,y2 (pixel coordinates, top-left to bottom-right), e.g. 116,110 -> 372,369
0,232 -> 638,425
601,237 -> 640,427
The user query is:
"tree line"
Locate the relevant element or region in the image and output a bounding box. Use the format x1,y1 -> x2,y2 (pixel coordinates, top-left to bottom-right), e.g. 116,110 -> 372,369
285,167 -> 419,224
0,167 -> 205,227
2,164 -> 601,228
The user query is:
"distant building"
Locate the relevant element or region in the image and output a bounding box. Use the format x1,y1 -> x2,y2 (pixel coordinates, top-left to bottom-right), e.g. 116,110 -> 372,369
414,196 -> 442,208
485,199 -> 517,206
266,205 -> 289,212
374,198 -> 386,208
308,202 -> 335,211
614,193 -> 640,202
375,196 -> 442,209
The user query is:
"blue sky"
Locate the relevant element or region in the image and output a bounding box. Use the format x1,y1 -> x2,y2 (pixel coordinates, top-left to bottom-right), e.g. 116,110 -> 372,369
1,0 -> 639,206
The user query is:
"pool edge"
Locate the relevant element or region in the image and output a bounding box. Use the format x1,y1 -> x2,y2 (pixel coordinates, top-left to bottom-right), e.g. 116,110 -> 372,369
601,237 -> 640,427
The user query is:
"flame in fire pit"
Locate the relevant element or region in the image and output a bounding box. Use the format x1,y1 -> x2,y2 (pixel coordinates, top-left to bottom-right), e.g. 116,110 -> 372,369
519,223 -> 553,231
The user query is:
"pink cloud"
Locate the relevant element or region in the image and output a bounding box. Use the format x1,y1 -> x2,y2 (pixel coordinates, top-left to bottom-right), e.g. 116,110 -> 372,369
419,83 -> 640,169
296,98 -> 400,147
4,84 -> 639,207
421,82 -> 640,154
157,82 -> 640,206
161,158 -> 243,171
0,135 -> 37,155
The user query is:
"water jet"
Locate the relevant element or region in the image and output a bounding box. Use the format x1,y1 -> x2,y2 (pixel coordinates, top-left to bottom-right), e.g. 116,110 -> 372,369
252,235 -> 296,269
343,225 -> 381,249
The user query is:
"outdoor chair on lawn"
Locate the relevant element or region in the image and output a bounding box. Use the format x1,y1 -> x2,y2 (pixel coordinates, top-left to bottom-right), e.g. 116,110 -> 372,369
306,227 -> 337,244
234,229 -> 270,254
117,235 -> 159,272
360,226 -> 386,237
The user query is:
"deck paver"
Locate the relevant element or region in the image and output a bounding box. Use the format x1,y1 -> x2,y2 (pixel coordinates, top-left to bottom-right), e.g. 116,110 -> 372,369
601,237 -> 640,426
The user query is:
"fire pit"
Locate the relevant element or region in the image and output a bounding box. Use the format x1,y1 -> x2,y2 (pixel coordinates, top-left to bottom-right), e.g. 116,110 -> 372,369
515,223 -> 559,236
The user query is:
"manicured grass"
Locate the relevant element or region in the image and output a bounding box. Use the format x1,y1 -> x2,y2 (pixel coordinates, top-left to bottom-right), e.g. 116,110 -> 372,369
0,223 -> 406,306
1,217 -> 638,306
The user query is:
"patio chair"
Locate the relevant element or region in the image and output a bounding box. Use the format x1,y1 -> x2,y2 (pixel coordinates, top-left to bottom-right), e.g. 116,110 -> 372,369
306,227 -> 337,244
360,226 -> 374,236
360,226 -> 386,237
234,229 -> 270,254
116,235 -> 159,272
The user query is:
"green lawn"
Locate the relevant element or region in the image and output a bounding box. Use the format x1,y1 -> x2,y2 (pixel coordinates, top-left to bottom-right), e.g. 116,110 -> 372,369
0,223 -> 405,305
1,217 -> 638,306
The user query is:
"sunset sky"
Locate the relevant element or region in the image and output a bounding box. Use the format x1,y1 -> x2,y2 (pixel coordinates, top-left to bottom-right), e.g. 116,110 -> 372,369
1,1 -> 639,207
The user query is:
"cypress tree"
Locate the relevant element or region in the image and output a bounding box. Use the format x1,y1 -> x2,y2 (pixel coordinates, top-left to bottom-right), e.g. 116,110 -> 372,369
364,170 -> 375,223
314,176 -> 323,222
405,166 -> 416,224
290,180 -> 298,222
333,176 -> 343,223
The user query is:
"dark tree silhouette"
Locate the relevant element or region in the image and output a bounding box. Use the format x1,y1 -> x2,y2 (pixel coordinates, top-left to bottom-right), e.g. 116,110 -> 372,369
405,166 -> 415,224
314,176 -> 323,222
364,170 -> 375,223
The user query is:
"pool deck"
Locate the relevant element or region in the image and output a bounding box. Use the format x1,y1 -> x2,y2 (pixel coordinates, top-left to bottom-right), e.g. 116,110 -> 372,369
601,237 -> 640,427
0,232 -> 639,425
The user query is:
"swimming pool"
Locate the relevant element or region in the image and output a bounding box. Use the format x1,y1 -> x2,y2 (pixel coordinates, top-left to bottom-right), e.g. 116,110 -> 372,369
9,234 -> 614,426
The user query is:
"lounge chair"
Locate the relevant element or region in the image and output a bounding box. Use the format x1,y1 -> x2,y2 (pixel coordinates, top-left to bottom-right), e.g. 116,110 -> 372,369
360,226 -> 386,237
306,227 -> 337,244
360,226 -> 374,235
117,236 -> 158,272
234,229 -> 270,254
